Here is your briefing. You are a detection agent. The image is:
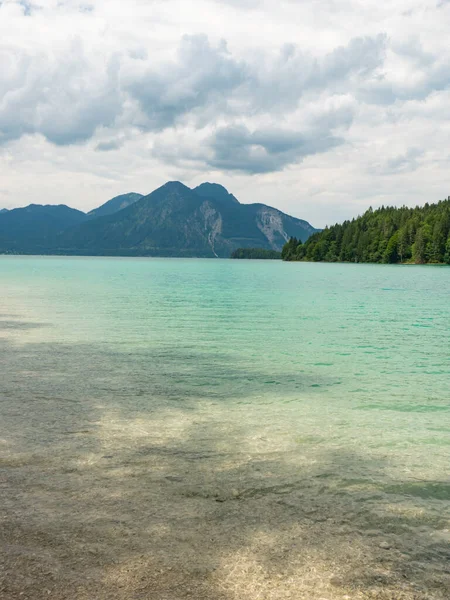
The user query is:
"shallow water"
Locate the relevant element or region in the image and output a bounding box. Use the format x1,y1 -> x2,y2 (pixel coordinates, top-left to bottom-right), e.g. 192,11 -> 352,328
1,256 -> 449,599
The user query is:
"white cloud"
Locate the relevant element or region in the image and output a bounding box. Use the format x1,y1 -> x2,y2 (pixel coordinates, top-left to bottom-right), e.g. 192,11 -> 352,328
0,0 -> 450,227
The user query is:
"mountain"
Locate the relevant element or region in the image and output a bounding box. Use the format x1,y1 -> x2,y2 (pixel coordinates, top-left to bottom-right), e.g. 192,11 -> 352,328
57,181 -> 317,257
0,204 -> 87,253
193,183 -> 239,205
88,192 -> 143,219
282,197 -> 450,264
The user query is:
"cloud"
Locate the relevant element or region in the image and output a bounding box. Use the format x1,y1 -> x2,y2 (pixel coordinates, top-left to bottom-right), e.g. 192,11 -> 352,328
0,26 -> 385,150
204,99 -> 355,173
0,38 -> 122,145
357,35 -> 450,106
205,125 -> 344,173
122,32 -> 384,135
17,1 -> 34,15
95,139 -> 124,152
213,0 -> 261,8
1,0 -> 450,224
125,34 -> 248,131
150,96 -> 355,174
371,147 -> 424,175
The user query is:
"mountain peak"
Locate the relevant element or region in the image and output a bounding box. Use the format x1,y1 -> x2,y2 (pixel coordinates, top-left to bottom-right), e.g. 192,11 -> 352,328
88,192 -> 143,219
162,181 -> 191,192
194,182 -> 239,204
0,181 -> 318,257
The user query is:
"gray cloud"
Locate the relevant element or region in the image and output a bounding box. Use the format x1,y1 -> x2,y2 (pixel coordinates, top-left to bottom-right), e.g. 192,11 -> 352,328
321,35 -> 387,81
150,99 -> 355,174
206,124 -> 345,174
0,27 -> 435,159
95,139 -> 124,152
358,37 -> 450,105
1,0 -> 450,224
392,36 -> 435,67
124,33 -> 385,135
240,34 -> 387,114
202,100 -> 355,173
126,34 -> 248,131
0,15 -> 447,185
17,1 -> 35,16
0,40 -> 122,146
371,148 -> 424,175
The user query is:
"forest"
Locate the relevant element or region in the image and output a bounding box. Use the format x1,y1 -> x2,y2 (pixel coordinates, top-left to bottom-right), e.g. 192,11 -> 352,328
282,197 -> 450,264
231,248 -> 281,259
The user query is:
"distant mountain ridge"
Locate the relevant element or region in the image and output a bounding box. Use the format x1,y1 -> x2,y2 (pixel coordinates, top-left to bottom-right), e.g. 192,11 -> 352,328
88,193 -> 143,219
0,204 -> 87,253
0,182 -> 318,257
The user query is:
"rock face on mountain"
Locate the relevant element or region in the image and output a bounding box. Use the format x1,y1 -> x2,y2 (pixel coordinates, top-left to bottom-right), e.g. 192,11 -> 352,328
0,204 -> 87,253
0,182 -> 317,256
88,193 -> 143,219
58,182 -> 318,257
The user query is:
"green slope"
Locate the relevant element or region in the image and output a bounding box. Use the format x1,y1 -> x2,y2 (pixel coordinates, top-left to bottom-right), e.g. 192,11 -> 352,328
88,193 -> 143,219
282,198 -> 450,264
0,204 -> 87,253
57,181 -> 317,257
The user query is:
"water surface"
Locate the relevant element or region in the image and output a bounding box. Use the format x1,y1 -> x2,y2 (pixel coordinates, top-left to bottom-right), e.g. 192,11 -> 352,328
1,257 -> 449,599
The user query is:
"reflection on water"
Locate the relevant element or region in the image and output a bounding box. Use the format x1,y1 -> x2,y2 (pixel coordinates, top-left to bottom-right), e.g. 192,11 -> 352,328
0,257 -> 449,599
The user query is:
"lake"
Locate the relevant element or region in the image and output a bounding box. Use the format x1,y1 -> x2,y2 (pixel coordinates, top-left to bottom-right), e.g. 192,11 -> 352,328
1,256 -> 449,600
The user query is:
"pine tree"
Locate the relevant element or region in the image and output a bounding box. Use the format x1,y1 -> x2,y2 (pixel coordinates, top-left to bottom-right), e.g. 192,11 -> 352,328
282,196 -> 450,265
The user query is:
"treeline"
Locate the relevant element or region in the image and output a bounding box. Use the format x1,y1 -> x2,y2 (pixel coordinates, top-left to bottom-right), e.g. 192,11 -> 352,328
282,198 -> 450,264
231,248 -> 281,259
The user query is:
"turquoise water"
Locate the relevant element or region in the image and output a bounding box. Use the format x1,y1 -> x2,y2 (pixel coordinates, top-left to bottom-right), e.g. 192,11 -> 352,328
1,256 -> 449,599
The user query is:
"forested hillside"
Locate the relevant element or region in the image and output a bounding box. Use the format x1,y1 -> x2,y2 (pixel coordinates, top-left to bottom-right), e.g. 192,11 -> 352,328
231,248 -> 281,259
282,198 -> 450,264
0,182 -> 317,257
55,182 -> 317,258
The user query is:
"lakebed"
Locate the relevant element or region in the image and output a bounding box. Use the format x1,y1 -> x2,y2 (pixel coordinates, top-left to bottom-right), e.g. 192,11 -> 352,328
1,256 -> 449,599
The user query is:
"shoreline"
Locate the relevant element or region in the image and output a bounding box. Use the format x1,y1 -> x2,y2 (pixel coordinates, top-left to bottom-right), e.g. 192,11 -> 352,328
1,252 -> 449,266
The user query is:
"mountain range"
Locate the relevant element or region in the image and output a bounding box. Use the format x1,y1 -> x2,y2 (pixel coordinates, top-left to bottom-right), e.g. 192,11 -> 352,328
0,182 -> 318,258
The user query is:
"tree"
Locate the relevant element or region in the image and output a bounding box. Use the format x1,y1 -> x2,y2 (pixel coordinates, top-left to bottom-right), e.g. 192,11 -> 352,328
384,232 -> 399,264
281,237 -> 298,260
281,196 -> 450,265
412,228 -> 425,264
444,235 -> 450,265
397,227 -> 409,262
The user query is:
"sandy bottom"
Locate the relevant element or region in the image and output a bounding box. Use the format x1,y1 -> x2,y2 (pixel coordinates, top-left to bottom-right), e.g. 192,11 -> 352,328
1,400 -> 449,600
1,256 -> 450,599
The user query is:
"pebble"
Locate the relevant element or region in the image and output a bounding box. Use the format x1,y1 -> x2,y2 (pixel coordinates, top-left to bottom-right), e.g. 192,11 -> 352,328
330,575 -> 344,587
379,541 -> 391,550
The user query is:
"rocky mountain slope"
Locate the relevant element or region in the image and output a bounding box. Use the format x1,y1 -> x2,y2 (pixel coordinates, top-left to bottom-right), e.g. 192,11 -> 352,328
57,182 -> 317,257
0,182 -> 318,257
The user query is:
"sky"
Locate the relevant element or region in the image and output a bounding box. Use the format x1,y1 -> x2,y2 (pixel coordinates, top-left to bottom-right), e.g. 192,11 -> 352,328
0,0 -> 449,228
